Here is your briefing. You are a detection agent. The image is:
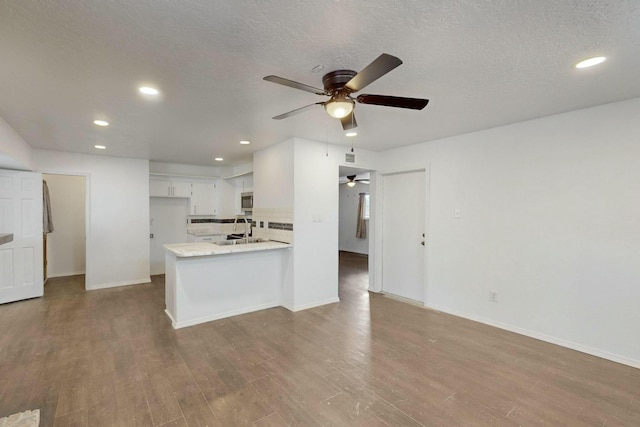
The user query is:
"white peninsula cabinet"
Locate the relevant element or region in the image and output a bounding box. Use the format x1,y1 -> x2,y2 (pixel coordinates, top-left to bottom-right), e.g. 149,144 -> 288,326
149,179 -> 191,198
190,182 -> 216,215
164,240 -> 292,328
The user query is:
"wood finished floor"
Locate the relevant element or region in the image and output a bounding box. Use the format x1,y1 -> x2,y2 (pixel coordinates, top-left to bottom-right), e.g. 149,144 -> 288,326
1,252 -> 639,426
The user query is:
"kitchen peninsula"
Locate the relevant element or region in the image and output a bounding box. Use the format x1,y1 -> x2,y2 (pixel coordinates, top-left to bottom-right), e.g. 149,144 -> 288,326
164,239 -> 291,329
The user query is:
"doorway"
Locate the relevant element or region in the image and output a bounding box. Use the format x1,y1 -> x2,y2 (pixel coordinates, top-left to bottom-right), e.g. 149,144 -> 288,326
381,170 -> 427,303
338,166 -> 371,296
42,173 -> 87,287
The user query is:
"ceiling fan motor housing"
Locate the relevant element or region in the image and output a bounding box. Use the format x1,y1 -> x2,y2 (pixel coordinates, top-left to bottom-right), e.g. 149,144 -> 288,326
322,70 -> 357,92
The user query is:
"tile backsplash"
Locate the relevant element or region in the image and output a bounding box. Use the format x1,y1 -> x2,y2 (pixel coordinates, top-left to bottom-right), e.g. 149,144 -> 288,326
252,208 -> 293,244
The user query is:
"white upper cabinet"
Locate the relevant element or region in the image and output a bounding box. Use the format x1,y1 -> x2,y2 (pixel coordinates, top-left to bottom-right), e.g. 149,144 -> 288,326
150,179 -> 191,198
190,182 -> 217,215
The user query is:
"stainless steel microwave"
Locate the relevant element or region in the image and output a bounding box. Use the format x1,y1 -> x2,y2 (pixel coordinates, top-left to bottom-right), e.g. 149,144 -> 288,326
241,192 -> 253,211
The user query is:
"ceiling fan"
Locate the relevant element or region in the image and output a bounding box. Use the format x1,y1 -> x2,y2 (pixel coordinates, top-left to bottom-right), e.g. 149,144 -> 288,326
340,175 -> 370,187
263,53 -> 429,131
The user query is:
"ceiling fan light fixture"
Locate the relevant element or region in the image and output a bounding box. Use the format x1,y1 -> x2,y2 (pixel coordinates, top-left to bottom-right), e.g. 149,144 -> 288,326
347,181 -> 356,187
325,97 -> 354,119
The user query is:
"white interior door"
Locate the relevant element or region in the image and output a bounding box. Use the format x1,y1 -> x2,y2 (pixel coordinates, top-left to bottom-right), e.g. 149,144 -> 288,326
382,170 -> 426,302
0,170 -> 43,304
150,197 -> 188,275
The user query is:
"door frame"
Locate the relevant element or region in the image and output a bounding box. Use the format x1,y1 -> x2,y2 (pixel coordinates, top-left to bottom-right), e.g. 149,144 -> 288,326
370,166 -> 430,305
40,170 -> 91,289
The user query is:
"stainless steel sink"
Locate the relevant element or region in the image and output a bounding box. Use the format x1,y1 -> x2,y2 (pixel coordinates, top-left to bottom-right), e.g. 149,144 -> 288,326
214,238 -> 268,246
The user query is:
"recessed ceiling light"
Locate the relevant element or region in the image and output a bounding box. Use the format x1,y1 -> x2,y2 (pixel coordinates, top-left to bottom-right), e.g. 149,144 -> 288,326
139,86 -> 160,95
239,140 -> 251,145
94,145 -> 106,150
93,120 -> 109,126
345,131 -> 358,137
214,157 -> 223,161
575,56 -> 606,69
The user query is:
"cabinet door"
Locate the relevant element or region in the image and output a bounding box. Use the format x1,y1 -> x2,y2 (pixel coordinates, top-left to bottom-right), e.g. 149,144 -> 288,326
191,182 -> 216,215
171,181 -> 192,198
150,179 -> 172,197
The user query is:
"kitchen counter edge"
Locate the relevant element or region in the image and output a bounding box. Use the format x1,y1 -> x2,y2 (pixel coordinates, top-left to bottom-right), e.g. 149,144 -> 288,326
164,240 -> 292,258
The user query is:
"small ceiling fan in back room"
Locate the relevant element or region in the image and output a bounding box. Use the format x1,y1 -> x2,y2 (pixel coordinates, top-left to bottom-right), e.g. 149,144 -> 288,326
340,175 -> 370,187
263,53 -> 429,131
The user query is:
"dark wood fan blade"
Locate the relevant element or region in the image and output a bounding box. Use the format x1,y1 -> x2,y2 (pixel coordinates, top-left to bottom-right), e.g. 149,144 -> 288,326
345,53 -> 403,92
356,94 -> 429,110
263,75 -> 325,95
272,102 -> 324,120
341,111 -> 357,130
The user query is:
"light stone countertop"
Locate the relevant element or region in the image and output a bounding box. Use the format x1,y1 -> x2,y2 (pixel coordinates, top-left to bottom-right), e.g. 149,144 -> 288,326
164,240 -> 292,257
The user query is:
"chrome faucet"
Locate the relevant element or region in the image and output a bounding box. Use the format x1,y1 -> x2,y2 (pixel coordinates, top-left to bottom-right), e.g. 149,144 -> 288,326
233,215 -> 250,243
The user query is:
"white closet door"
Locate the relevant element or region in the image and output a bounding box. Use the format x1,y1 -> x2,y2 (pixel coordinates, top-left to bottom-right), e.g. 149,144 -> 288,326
0,170 -> 43,304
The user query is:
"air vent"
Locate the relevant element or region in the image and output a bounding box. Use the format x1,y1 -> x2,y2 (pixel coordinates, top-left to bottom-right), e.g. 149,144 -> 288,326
345,153 -> 355,163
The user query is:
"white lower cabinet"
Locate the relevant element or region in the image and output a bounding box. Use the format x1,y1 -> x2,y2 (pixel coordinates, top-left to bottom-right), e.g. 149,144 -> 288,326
190,182 -> 216,215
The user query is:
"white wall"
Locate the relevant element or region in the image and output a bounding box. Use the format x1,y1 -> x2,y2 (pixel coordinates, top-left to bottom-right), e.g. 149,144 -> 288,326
377,97 -> 640,367
292,138 -> 340,310
44,174 -> 86,277
149,161 -> 224,177
253,138 -> 377,311
0,114 -> 33,170
253,139 -> 294,308
339,182 -> 369,254
34,150 -> 150,290
253,139 -> 294,210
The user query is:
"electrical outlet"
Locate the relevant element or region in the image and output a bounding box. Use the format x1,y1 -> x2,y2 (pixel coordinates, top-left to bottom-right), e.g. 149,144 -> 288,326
150,233 -> 154,238
454,208 -> 461,218
489,290 -> 498,302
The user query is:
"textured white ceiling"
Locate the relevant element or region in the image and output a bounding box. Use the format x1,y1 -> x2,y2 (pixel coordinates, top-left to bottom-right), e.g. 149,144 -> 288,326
1,1 -> 639,166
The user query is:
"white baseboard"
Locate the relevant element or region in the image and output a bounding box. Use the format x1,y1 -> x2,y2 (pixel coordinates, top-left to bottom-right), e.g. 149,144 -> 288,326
427,304 -> 640,369
291,297 -> 340,312
48,271 -> 86,278
86,277 -> 151,291
169,301 -> 281,329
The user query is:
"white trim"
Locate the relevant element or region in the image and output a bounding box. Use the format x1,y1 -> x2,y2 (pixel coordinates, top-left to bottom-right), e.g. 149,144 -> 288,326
223,170 -> 253,180
86,277 -> 150,291
290,297 -> 340,312
381,292 -> 423,307
427,303 -> 640,369
168,301 -> 280,329
48,271 -> 86,278
150,172 -> 220,180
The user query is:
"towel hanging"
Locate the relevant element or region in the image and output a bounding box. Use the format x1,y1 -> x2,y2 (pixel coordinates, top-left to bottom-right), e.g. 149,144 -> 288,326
43,180 -> 54,233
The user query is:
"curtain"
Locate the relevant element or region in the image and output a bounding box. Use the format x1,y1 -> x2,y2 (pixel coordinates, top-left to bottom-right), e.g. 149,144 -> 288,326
43,180 -> 54,233
356,193 -> 366,239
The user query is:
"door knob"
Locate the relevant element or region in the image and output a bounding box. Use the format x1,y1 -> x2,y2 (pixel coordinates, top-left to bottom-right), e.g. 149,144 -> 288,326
421,241 -> 425,246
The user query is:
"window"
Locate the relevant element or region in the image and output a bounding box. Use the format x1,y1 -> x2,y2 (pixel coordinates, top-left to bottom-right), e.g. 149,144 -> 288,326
363,193 -> 370,220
